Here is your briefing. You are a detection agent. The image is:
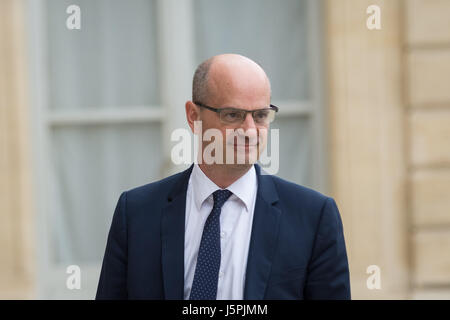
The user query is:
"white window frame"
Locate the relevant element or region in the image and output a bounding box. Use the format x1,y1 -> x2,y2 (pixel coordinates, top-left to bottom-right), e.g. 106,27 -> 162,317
27,0 -> 326,299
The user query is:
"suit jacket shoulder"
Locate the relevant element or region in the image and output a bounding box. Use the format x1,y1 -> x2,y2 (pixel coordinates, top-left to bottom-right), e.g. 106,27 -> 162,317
121,167 -> 191,222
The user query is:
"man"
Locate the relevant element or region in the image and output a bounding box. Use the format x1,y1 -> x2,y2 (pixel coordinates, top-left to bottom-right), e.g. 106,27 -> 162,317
96,54 -> 351,300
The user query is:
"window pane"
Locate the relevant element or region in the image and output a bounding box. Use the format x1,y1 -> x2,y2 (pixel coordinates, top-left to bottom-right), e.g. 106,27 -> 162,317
193,0 -> 310,101
46,0 -> 160,110
50,123 -> 163,263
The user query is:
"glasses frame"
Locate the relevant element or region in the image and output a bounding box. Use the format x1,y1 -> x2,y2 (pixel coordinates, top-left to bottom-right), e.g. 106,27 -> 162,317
194,101 -> 279,125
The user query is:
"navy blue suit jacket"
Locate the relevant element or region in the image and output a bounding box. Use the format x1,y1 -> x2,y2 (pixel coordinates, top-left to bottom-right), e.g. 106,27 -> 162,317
96,163 -> 351,299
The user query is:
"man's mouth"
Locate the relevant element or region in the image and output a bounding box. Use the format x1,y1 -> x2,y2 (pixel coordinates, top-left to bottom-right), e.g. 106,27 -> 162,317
233,143 -> 259,150
232,136 -> 258,147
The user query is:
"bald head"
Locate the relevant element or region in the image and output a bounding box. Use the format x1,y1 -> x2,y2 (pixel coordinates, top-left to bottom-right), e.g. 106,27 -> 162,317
192,54 -> 271,106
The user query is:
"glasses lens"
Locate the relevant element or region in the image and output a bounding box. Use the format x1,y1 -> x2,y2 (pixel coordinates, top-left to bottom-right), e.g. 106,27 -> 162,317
253,109 -> 275,124
221,109 -> 246,124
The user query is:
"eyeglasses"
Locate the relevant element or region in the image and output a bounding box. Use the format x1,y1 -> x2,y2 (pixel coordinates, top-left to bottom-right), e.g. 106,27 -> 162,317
194,102 -> 278,125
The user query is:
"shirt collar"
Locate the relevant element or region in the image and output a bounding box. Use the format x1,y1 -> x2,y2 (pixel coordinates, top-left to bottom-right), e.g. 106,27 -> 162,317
190,164 -> 257,212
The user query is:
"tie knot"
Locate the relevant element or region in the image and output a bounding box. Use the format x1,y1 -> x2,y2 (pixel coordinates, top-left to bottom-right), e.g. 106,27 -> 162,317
212,189 -> 232,209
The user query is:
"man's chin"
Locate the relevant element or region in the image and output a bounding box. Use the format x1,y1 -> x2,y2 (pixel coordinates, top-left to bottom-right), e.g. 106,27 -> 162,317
231,152 -> 259,166
219,144 -> 261,165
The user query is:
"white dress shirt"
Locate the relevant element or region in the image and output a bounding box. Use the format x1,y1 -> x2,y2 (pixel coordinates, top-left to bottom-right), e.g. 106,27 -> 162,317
184,164 -> 258,300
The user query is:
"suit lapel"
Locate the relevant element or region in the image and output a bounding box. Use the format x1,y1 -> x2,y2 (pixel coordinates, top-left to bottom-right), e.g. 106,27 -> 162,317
161,164 -> 193,299
244,164 -> 282,300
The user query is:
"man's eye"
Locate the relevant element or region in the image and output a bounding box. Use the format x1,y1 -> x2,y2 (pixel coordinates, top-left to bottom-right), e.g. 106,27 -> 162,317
255,111 -> 268,119
224,112 -> 240,120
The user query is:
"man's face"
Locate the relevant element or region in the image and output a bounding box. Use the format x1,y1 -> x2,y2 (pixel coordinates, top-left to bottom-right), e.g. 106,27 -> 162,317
197,61 -> 271,167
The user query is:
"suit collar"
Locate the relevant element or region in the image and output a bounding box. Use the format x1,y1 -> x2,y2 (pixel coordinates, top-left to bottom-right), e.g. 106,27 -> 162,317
161,163 -> 281,300
190,163 -> 257,212
243,163 -> 282,299
166,163 -> 278,206
253,163 -> 279,204
161,164 -> 193,299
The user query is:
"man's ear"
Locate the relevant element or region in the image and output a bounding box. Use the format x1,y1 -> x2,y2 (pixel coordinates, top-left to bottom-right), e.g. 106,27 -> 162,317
185,101 -> 200,133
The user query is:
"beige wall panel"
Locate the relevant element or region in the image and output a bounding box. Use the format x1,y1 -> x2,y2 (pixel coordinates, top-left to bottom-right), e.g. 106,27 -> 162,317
411,169 -> 450,226
326,0 -> 408,299
413,230 -> 450,286
408,51 -> 450,106
411,289 -> 450,300
0,0 -> 35,298
406,0 -> 450,45
410,110 -> 450,166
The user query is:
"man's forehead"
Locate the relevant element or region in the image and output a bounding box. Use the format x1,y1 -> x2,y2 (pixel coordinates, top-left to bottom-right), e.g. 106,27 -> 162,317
208,59 -> 270,101
209,55 -> 268,83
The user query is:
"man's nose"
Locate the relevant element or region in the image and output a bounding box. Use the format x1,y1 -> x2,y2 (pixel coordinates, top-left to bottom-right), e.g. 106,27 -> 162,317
241,112 -> 256,130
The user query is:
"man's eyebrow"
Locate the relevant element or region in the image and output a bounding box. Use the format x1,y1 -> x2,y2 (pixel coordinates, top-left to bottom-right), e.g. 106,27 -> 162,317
220,105 -> 270,110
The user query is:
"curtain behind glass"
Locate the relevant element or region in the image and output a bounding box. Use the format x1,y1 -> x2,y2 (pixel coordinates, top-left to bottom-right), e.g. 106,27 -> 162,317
193,0 -> 310,101
50,124 -> 163,263
45,0 -> 161,264
47,0 -> 160,110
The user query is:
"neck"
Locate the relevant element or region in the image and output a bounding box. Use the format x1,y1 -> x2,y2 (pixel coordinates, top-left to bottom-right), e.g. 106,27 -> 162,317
198,163 -> 253,189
